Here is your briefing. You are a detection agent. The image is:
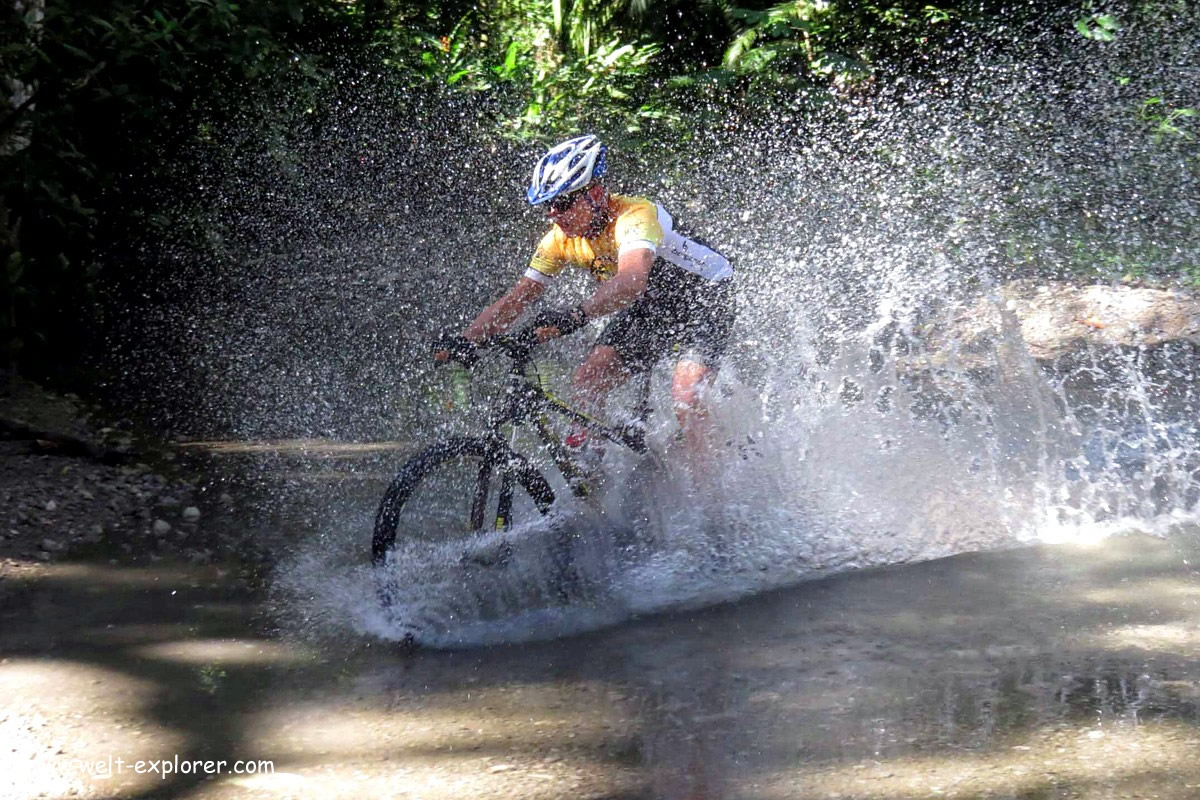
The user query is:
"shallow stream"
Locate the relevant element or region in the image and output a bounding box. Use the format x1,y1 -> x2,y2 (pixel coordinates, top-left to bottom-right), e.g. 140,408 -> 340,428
5,527 -> 1200,799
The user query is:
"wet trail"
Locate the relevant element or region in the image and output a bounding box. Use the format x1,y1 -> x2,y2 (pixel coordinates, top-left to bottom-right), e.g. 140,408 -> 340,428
5,471 -> 1200,800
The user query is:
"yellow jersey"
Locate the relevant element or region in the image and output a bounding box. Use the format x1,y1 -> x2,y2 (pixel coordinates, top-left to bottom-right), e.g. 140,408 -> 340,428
525,195 -> 663,283
523,194 -> 732,286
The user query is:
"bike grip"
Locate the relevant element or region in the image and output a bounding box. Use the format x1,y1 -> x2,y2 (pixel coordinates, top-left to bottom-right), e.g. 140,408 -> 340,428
530,306 -> 588,337
435,334 -> 479,366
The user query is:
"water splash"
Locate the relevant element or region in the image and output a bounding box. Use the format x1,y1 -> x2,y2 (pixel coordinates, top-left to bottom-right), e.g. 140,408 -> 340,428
165,10 -> 1200,645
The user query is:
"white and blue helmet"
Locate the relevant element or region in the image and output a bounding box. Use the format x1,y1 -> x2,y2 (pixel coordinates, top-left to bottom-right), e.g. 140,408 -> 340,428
527,135 -> 607,205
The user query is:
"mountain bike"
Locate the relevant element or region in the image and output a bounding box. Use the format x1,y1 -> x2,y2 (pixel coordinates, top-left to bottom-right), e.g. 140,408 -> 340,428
371,326 -> 656,571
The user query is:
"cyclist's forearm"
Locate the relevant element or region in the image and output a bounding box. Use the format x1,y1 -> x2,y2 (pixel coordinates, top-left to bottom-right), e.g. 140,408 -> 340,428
464,298 -> 523,341
464,279 -> 544,340
581,255 -> 650,319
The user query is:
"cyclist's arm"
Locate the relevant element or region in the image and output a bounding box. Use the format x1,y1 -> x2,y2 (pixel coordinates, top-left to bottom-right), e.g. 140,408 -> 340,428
463,277 -> 546,341
579,247 -> 653,319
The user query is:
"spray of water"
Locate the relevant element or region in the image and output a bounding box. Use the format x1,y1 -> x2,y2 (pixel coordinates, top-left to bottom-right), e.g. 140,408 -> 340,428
150,9 -> 1200,646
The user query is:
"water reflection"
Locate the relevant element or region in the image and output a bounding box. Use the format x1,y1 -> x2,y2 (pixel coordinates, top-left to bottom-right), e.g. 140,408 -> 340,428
594,534 -> 1200,797
4,534 -> 1200,798
624,638 -> 738,800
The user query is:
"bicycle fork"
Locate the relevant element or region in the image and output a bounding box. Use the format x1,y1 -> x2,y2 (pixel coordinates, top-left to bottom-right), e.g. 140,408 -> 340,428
470,439 -> 518,532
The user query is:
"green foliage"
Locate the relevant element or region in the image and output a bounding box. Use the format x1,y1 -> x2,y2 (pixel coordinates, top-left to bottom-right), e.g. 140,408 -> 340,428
1181,264 -> 1200,288
422,22 -> 669,136
413,0 -> 1004,139
0,0 -> 353,367
1140,98 -> 1196,142
508,38 -> 667,134
1074,12 -> 1120,41
4,0 -> 1197,376
403,0 -> 681,139
720,1 -> 960,88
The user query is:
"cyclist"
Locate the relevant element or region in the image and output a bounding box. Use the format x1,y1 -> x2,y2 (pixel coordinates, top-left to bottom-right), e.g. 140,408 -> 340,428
446,135 -> 735,471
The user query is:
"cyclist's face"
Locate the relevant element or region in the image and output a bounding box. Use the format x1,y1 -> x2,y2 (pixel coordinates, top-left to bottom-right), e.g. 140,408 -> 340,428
547,188 -> 592,236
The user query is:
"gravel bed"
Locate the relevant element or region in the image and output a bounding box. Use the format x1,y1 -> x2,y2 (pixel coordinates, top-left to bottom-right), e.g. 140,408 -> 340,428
0,372 -> 260,577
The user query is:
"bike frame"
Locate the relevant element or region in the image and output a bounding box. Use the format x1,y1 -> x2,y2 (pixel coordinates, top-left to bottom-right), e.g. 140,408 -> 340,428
465,334 -> 653,531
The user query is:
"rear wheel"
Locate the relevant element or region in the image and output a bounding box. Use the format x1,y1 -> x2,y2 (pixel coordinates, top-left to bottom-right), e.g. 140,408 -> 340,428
371,436 -> 556,566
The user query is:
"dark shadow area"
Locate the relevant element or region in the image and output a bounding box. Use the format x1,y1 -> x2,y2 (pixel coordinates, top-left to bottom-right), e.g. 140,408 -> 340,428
3,523 -> 1200,798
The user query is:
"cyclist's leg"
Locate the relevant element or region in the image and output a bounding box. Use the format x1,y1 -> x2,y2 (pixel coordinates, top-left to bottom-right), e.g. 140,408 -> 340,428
581,295 -> 669,419
563,346 -> 630,488
672,358 -> 716,463
571,345 -> 632,419
671,279 -> 736,473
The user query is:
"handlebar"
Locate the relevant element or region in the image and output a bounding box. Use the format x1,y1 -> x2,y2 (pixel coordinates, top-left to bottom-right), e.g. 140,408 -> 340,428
488,328 -> 542,367
434,324 -> 649,452
437,325 -> 542,370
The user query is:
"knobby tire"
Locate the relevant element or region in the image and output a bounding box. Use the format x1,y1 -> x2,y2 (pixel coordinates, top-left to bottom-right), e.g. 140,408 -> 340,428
372,436 -> 555,565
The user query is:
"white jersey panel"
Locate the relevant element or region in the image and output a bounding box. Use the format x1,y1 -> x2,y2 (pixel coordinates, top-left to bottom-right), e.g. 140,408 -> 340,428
522,267 -> 552,285
655,205 -> 733,282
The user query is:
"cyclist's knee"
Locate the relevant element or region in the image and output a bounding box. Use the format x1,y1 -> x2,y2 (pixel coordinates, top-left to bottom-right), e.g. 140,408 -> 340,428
671,360 -> 713,413
574,346 -> 626,392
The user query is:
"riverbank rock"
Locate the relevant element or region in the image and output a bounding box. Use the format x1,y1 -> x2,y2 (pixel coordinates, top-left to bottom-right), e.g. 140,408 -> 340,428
936,278 -> 1200,359
0,370 -> 136,461
917,280 -> 1200,367
869,280 -> 1200,425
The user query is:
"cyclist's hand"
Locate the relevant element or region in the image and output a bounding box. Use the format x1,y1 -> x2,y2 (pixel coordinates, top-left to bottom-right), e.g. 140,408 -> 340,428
433,334 -> 478,366
530,306 -> 588,342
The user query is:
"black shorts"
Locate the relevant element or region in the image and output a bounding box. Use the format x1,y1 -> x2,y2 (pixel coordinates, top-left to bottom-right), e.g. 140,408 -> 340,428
595,259 -> 735,373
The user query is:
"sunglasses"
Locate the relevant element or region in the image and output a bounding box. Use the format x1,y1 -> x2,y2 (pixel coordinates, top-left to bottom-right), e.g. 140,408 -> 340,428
547,189 -> 585,214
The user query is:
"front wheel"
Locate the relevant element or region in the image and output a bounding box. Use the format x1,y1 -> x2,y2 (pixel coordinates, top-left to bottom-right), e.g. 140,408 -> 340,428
372,436 -> 556,566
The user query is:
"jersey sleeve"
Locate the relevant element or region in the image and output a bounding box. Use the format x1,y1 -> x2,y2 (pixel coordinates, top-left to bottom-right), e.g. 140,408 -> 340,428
525,228 -> 567,284
614,199 -> 664,257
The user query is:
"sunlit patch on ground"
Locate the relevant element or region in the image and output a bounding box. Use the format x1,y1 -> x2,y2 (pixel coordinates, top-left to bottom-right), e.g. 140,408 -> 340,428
178,438 -> 411,457
1,560 -> 234,588
136,638 -> 317,666
756,720 -> 1200,799
0,659 -> 188,797
215,682 -> 642,799
1096,622 -> 1200,655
